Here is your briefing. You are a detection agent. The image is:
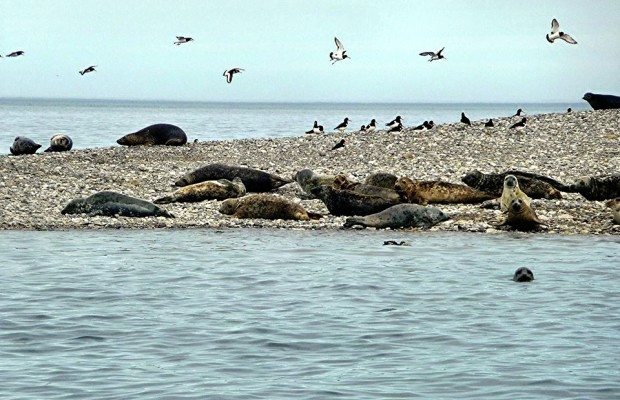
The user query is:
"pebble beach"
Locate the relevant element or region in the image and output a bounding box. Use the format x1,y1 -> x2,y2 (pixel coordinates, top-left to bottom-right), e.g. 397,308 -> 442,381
1,109 -> 619,234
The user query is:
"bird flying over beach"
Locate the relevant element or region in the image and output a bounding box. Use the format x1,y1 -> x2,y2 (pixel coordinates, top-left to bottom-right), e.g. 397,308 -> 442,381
419,47 -> 445,61
174,36 -> 194,45
329,37 -> 349,64
223,68 -> 244,84
6,51 -> 24,57
79,65 -> 96,75
546,19 -> 577,44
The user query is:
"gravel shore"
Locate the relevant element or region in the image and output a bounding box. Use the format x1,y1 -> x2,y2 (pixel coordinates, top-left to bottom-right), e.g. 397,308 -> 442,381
1,109 -> 619,234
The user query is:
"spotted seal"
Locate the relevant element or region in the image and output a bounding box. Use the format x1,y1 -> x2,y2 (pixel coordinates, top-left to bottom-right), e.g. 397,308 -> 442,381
219,194 -> 321,220
61,191 -> 174,218
462,170 -> 567,198
343,203 -> 449,229
293,169 -> 337,196
311,185 -> 401,216
44,134 -> 73,152
334,174 -> 402,202
513,267 -> 534,282
500,175 -> 532,212
364,172 -> 399,189
582,92 -> 620,110
116,123 -> 187,146
10,136 -> 41,155
496,198 -> 542,231
395,177 -> 495,205
605,198 -> 620,224
153,177 -> 246,204
176,163 -> 292,192
571,174 -> 620,201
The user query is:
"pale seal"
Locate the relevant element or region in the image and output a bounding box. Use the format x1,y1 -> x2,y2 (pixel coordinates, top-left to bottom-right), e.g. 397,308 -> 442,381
571,174 -> 620,201
219,194 -> 321,221
153,177 -> 246,204
176,163 -> 292,192
605,198 -> 620,224
44,134 -> 73,152
311,185 -> 401,216
343,204 -> 449,229
61,191 -> 174,218
10,136 -> 41,155
496,198 -> 542,231
582,92 -> 620,110
395,177 -> 495,205
116,123 -> 187,146
462,169 -> 567,199
500,175 -> 531,212
513,267 -> 534,282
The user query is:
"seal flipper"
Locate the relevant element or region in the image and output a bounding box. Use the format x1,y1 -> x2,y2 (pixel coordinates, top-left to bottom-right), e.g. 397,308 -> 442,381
343,216 -> 365,228
164,138 -> 186,146
153,195 -> 173,204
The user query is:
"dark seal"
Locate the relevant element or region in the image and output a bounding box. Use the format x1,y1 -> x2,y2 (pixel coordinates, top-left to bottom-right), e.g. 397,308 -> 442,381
582,92 -> 620,110
62,191 -> 174,218
462,169 -> 568,198
343,204 -> 449,229
571,174 -> 620,201
513,267 -> 534,282
175,163 -> 292,192
44,134 -> 73,152
10,136 -> 41,155
116,123 -> 187,146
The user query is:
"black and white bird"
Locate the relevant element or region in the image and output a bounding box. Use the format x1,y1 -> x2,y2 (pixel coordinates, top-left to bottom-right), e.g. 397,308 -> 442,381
305,121 -> 324,134
461,112 -> 471,126
567,107 -> 572,113
386,116 -> 403,130
79,65 -> 96,75
513,108 -> 524,117
6,51 -> 24,57
509,117 -> 527,129
365,119 -> 377,133
174,36 -> 194,45
359,125 -> 367,132
484,119 -> 494,127
329,37 -> 349,64
419,47 -> 445,61
546,18 -> 577,44
388,123 -> 403,133
427,121 -> 435,130
334,117 -> 351,132
412,121 -> 433,131
331,139 -> 345,151
223,68 -> 244,84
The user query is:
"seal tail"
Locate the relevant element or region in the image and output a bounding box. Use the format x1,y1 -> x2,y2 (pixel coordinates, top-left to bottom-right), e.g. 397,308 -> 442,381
307,211 -> 323,220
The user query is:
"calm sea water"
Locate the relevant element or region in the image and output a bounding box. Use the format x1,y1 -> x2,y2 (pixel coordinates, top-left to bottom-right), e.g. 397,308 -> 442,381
0,98 -> 588,149
1,229 -> 619,399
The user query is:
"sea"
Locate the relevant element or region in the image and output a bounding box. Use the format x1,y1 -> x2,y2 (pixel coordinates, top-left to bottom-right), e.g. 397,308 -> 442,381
1,99 -> 618,399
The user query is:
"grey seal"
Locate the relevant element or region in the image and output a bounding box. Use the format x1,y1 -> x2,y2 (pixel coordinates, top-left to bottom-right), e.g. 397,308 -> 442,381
10,136 -> 41,155
364,172 -> 398,189
61,191 -> 174,218
311,185 -> 401,216
44,134 -> 73,152
513,267 -> 534,282
176,163 -> 292,192
582,92 -> 620,110
116,123 -> 187,146
343,204 -> 449,229
462,169 -> 568,198
571,174 -> 620,201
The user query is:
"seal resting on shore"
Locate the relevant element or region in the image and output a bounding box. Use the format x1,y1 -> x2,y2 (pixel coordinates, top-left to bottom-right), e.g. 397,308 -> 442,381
293,169 -> 337,196
582,92 -> 620,110
364,172 -> 399,189
343,204 -> 449,229
496,198 -> 542,231
334,174 -> 402,202
10,136 -> 41,155
153,177 -> 246,204
116,123 -> 187,146
394,177 -> 495,205
500,175 -> 532,212
311,185 -> 401,216
219,194 -> 321,221
513,267 -> 534,282
176,163 -> 292,192
571,174 -> 620,201
462,170 -> 567,198
61,191 -> 174,218
44,134 -> 73,152
605,198 -> 620,224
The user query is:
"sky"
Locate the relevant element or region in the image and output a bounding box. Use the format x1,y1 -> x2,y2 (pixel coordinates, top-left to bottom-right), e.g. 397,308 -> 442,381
1,0 -> 619,103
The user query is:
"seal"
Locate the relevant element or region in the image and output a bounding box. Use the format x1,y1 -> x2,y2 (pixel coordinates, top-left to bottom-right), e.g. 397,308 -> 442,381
496,198 -> 542,231
383,240 -> 410,246
605,198 -> 620,224
44,134 -> 73,152
343,204 -> 449,229
153,177 -> 246,204
10,136 -> 41,155
582,92 -> 620,110
513,267 -> 534,282
293,169 -> 337,196
61,191 -> 174,218
395,177 -> 495,205
571,174 -> 620,201
462,170 -> 567,198
116,123 -> 187,146
311,185 -> 401,216
500,175 -> 532,212
219,194 -> 322,221
334,174 -> 402,202
364,172 -> 399,189
176,163 -> 292,192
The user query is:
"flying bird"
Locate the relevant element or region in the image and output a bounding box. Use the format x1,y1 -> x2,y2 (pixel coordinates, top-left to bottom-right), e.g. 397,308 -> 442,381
305,121 -> 324,134
461,112 -> 471,126
386,116 -> 403,129
329,37 -> 349,64
174,36 -> 194,45
484,119 -> 494,127
510,117 -> 527,129
223,68 -> 244,84
334,117 -> 351,132
331,139 -> 345,151
79,65 -> 96,75
6,51 -> 24,57
419,47 -> 445,61
546,19 -> 577,44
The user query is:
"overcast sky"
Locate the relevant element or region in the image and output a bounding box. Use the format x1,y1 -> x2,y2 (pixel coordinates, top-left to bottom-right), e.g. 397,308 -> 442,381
1,0 -> 618,103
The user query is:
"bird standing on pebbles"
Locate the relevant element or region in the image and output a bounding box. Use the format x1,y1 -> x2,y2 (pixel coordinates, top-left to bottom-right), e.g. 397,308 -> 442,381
331,139 -> 345,151
484,119 -> 494,127
334,117 -> 351,132
461,112 -> 471,126
510,117 -> 527,129
365,119 -> 377,132
305,121 -> 324,134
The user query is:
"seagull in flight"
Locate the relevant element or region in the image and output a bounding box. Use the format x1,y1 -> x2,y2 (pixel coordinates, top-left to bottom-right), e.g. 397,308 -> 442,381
546,19 -> 577,44
174,36 -> 194,45
6,51 -> 24,57
419,47 -> 445,61
79,65 -> 97,75
223,68 -> 244,84
329,37 -> 349,64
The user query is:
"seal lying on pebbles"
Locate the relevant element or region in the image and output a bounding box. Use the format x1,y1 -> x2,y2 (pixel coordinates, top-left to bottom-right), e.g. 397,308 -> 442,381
334,174 -> 402,202
61,191 -> 174,218
513,267 -> 534,282
395,177 -> 495,205
10,136 -> 41,155
153,177 -> 246,204
501,175 -> 532,212
311,185 -> 401,216
116,123 -> 187,146
364,172 -> 399,189
462,170 -> 566,198
496,198 -> 542,231
293,169 -> 337,195
605,198 -> 620,224
44,134 -> 73,152
571,174 -> 620,201
582,92 -> 620,110
219,194 -> 321,221
343,204 -> 449,229
176,163 -> 292,192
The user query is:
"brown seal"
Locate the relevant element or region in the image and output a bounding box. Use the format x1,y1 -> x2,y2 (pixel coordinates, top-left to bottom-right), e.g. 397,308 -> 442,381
153,177 -> 246,204
461,170 -> 566,199
395,177 -> 495,205
311,185 -> 400,216
605,198 -> 620,224
496,198 -> 543,231
219,194 -> 321,221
